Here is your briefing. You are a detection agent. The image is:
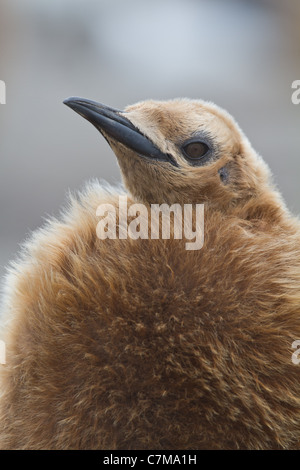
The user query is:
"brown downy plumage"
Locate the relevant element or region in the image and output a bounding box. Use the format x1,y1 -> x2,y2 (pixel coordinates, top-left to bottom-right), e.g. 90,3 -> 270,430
1,97 -> 300,450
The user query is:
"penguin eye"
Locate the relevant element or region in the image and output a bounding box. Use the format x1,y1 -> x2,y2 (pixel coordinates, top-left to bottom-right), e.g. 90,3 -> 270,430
183,141 -> 210,160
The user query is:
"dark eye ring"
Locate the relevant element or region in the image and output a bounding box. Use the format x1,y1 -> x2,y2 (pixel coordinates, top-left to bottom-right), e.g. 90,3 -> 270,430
183,141 -> 210,160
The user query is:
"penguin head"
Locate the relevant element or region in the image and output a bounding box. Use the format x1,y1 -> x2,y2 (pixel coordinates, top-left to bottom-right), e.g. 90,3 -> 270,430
64,97 -> 273,211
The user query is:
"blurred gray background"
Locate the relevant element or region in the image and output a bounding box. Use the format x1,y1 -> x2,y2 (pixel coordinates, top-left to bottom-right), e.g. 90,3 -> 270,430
0,0 -> 300,281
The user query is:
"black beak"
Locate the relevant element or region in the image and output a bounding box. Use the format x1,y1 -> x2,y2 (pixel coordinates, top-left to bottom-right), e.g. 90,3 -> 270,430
63,97 -> 178,167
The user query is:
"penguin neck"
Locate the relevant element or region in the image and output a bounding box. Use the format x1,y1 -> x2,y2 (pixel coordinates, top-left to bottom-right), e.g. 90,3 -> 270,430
231,188 -> 296,229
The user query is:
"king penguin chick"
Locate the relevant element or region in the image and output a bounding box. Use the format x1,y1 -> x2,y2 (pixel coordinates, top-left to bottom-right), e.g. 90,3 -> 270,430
1,97 -> 300,450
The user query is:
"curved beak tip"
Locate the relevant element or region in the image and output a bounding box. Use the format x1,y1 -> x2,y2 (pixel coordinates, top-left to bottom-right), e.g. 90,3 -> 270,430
63,96 -> 80,109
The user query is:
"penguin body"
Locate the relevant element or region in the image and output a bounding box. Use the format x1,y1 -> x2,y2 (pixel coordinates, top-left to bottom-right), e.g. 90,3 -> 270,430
1,98 -> 300,449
